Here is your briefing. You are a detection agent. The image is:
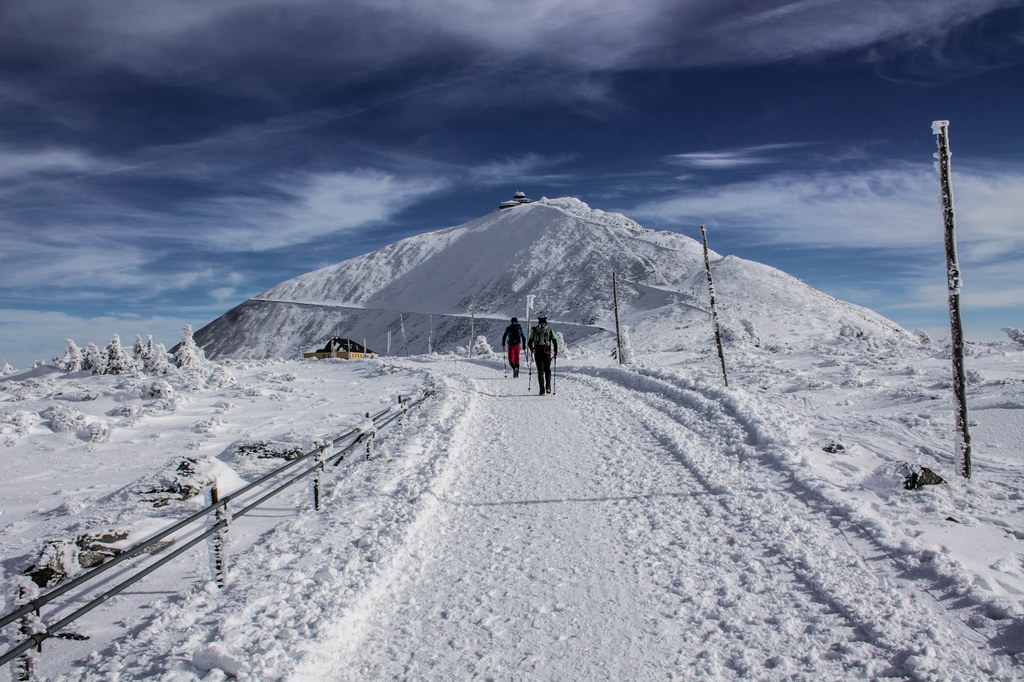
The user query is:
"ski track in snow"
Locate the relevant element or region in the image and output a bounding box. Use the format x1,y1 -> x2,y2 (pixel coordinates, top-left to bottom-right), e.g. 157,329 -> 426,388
60,357 -> 1022,680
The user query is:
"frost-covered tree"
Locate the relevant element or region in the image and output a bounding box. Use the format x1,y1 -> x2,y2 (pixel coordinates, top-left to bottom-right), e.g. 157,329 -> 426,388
175,325 -> 206,369
133,335 -> 148,363
55,339 -> 83,372
1004,328 -> 1024,346
81,343 -> 106,374
471,335 -> 493,356
105,334 -> 136,374
1,361 -> 15,375
146,342 -> 174,375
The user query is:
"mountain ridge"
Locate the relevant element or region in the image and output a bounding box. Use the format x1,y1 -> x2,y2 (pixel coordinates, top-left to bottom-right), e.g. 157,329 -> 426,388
195,197 -> 917,359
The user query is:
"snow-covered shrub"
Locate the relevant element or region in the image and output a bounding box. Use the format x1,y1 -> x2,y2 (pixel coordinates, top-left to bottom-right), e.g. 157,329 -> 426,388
193,417 -> 223,436
108,403 -> 139,418
1003,327 -> 1024,346
86,420 -> 111,443
55,339 -> 84,372
58,389 -> 99,402
1,411 -> 41,443
81,343 -> 106,375
104,334 -> 136,375
617,325 -> 637,364
555,332 -> 569,360
838,324 -> 868,341
140,379 -> 175,400
41,404 -> 87,433
205,365 -> 236,389
1,361 -> 15,375
175,325 -> 207,369
472,335 -> 493,355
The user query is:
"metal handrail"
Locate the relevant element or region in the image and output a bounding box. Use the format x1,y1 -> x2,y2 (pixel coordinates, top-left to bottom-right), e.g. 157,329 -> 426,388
0,386 -> 432,670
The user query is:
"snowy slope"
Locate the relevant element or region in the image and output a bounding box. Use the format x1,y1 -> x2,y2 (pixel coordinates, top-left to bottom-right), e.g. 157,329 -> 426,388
3,339 -> 1022,680
194,197 -> 918,360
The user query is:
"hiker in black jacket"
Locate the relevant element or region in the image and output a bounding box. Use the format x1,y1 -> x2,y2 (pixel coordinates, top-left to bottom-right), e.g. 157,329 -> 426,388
528,314 -> 558,395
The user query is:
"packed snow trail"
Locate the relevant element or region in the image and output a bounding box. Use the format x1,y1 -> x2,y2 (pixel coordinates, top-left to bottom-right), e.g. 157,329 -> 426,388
288,359 -> 1014,681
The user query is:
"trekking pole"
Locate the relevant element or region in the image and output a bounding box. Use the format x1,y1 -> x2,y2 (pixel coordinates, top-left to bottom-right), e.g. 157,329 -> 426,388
503,351 -> 508,378
552,355 -> 557,394
525,294 -> 534,393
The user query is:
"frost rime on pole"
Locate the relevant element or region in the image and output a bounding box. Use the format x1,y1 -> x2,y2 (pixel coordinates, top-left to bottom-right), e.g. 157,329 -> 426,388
612,272 -> 624,365
700,225 -> 729,388
933,120 -> 972,479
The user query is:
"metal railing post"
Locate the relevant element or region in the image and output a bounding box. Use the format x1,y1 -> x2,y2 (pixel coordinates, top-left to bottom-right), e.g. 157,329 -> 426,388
14,579 -> 39,682
313,444 -> 327,511
209,483 -> 229,588
0,388 -> 433,673
365,412 -> 374,460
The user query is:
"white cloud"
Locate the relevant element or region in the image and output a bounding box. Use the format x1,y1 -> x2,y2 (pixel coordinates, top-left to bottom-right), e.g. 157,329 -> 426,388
630,163 -> 1024,252
468,154 -> 576,186
3,0 -> 1016,91
630,161 -> 1024,343
197,170 -> 449,251
0,145 -> 108,181
666,144 -> 807,170
0,237 -> 219,297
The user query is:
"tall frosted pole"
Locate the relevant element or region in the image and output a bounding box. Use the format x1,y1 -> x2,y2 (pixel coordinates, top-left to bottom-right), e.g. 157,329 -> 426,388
428,314 -> 433,354
468,298 -> 476,357
612,272 -> 623,364
399,314 -> 409,357
525,295 -> 535,389
701,225 -> 729,388
933,120 -> 972,479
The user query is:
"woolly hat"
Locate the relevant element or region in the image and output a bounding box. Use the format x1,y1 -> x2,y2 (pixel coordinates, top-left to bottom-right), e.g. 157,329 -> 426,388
511,317 -> 518,323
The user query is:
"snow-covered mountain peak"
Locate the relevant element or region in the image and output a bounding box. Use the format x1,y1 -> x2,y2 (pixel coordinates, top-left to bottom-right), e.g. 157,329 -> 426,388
534,196 -> 646,234
196,196 -> 918,359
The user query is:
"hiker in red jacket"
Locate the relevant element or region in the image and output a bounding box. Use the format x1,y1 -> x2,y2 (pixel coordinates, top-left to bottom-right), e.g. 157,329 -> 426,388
502,317 -> 527,378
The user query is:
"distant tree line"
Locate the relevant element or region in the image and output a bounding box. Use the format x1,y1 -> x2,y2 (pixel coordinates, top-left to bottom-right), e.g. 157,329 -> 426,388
52,325 -> 207,376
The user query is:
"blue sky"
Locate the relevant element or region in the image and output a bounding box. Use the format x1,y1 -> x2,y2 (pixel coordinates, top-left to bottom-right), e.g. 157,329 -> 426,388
2,0 -> 1023,368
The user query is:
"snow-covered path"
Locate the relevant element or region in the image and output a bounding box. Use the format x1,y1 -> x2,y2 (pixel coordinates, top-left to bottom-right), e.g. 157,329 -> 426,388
288,359 -> 1013,680
52,355 -> 1022,681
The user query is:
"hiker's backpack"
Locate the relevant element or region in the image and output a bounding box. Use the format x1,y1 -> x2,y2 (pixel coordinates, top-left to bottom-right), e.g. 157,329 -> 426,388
507,324 -> 523,346
533,323 -> 551,347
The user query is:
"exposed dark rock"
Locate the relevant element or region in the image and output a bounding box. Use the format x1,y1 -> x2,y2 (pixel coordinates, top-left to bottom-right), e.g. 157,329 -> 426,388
904,466 -> 945,490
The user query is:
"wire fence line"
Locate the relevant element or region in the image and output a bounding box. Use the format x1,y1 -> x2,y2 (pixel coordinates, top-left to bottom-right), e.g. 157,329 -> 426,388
0,386 -> 434,676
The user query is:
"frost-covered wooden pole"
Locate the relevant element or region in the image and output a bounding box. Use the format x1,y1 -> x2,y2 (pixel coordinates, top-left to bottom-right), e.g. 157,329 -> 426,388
468,298 -> 476,357
612,272 -> 624,365
701,225 -> 729,387
399,314 -> 409,357
933,120 -> 972,479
